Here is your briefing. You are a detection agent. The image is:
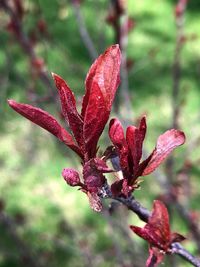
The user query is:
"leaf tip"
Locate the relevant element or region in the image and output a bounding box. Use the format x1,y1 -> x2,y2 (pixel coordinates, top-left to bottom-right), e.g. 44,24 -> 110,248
51,72 -> 60,82
7,99 -> 16,107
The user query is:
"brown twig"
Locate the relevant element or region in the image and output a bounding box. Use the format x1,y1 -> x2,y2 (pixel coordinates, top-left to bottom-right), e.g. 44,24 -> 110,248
0,0 -> 56,102
172,0 -> 187,129
107,0 -> 132,114
70,0 -> 98,61
99,174 -> 200,267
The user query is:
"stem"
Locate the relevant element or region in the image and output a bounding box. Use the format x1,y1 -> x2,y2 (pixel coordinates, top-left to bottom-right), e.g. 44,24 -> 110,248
0,0 -> 56,101
172,243 -> 200,267
100,183 -> 200,267
71,1 -> 98,61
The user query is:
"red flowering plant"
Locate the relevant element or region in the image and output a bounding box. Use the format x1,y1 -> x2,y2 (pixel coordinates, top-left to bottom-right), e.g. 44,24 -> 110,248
8,44 -> 185,212
130,200 -> 185,266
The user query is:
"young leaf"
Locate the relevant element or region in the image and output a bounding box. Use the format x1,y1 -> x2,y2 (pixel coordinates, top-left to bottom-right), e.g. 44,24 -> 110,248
130,199 -> 185,260
146,247 -> 164,267
142,129 -> 185,176
126,116 -> 146,171
52,73 -> 84,149
8,100 -> 83,157
83,83 -> 108,158
109,118 -> 129,174
82,44 -> 121,116
130,200 -> 171,251
87,192 -> 102,212
83,45 -> 121,158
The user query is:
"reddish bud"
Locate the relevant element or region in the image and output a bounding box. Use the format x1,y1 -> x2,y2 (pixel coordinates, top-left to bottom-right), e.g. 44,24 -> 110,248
31,58 -> 45,72
127,17 -> 135,32
37,19 -> 47,34
62,168 -> 80,186
175,0 -> 187,18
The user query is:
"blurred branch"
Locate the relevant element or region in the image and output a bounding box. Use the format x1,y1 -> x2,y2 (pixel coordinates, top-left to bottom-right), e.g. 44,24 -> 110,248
0,0 -> 56,103
172,242 -> 200,267
172,0 -> 187,129
162,0 -> 200,254
102,203 -> 144,266
99,171 -> 200,267
71,1 -> 98,61
107,0 -> 132,114
100,184 -> 200,267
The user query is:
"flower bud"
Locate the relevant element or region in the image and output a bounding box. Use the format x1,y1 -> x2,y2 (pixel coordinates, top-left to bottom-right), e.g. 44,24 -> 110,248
62,168 -> 80,186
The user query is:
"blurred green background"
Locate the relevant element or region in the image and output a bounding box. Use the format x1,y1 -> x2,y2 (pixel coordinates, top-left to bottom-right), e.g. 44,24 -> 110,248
0,0 -> 200,266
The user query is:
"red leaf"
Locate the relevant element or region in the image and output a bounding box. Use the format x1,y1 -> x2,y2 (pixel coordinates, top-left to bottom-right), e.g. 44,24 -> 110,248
82,44 -> 121,116
146,247 -> 165,267
52,73 -> 84,149
147,200 -> 171,250
83,83 -> 108,158
171,232 -> 186,243
130,200 -> 171,251
130,225 -> 159,248
82,45 -> 121,158
142,129 -> 185,176
111,180 -> 123,196
93,158 -> 113,173
126,116 -> 146,172
8,100 -> 83,157
87,192 -> 102,212
109,118 -> 129,174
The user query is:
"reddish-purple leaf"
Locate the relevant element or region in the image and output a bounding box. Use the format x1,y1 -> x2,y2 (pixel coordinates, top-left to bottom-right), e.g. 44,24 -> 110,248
62,168 -> 81,186
170,232 -> 186,243
130,200 -> 171,251
130,225 -> 160,248
52,73 -> 84,149
8,100 -> 83,157
83,45 -> 121,158
87,192 -> 102,212
82,44 -> 121,116
147,200 -> 171,250
146,247 -> 165,267
130,200 -> 185,256
83,83 -> 108,158
92,158 -> 113,173
126,116 -> 146,171
142,129 -> 185,176
109,118 -> 129,173
109,118 -> 126,146
111,180 -> 123,196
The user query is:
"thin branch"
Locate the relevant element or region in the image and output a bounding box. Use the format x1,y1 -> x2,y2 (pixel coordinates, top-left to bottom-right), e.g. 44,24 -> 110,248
107,0 -> 132,114
172,0 -> 187,129
71,1 -> 98,61
100,182 -> 200,267
0,0 -> 56,101
172,243 -> 200,267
